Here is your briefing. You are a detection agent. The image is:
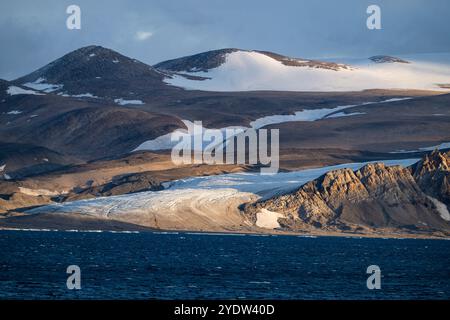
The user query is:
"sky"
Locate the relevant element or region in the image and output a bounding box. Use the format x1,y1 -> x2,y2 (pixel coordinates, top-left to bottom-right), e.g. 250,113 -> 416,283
1,0 -> 449,80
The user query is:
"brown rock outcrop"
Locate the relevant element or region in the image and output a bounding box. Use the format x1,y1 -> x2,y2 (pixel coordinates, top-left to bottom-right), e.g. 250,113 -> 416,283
243,152 -> 450,234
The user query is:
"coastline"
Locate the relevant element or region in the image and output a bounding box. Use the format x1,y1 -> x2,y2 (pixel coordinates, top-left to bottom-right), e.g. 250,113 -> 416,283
1,224 -> 448,240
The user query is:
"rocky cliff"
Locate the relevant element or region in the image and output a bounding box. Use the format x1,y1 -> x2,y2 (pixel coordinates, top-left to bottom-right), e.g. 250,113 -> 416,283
243,151 -> 450,235
411,150 -> 450,206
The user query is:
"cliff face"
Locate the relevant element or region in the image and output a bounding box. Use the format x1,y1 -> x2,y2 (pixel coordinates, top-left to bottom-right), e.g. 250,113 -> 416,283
243,151 -> 450,235
411,150 -> 450,207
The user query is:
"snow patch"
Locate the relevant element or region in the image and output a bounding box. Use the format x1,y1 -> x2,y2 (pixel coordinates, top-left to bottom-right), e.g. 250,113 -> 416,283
133,120 -> 246,151
427,196 -> 450,221
18,187 -> 60,197
114,98 -> 144,105
7,86 -> 44,96
256,209 -> 283,229
390,142 -> 450,153
71,93 -> 99,98
23,78 -> 62,93
7,110 -> 22,115
134,98 -> 411,152
325,112 -> 366,119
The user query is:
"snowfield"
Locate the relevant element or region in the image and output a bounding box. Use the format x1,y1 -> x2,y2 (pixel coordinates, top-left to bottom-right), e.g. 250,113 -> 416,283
27,158 -> 419,230
133,98 -> 412,152
256,209 -> 283,229
114,98 -> 144,105
6,110 -> 23,115
71,93 -> 99,98
390,142 -> 450,154
249,98 -> 411,128
163,51 -> 450,92
133,120 -> 247,152
7,86 -> 44,96
23,78 -> 63,93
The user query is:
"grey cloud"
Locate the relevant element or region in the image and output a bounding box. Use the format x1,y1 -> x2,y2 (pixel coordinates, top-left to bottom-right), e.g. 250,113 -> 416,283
0,0 -> 449,79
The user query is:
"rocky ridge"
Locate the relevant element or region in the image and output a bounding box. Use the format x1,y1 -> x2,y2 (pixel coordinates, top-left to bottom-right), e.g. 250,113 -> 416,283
243,151 -> 450,235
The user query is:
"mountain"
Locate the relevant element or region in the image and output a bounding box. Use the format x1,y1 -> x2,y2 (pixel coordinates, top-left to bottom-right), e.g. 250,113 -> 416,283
0,142 -> 80,180
0,91 -> 184,161
2,45 -> 449,180
155,48 -> 348,73
243,151 -> 450,235
369,55 -> 410,64
1,69 -> 185,172
0,79 -> 45,101
2,151 -> 449,237
0,79 -> 9,95
1,47 -> 188,168
10,46 -> 450,95
155,49 -> 450,92
14,45 -> 175,101
155,48 -> 240,73
411,150 -> 450,206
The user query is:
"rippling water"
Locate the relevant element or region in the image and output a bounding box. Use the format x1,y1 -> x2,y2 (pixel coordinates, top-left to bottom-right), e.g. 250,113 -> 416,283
0,230 -> 448,299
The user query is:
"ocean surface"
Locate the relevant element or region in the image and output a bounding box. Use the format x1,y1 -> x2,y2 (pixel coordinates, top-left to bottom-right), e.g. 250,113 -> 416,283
0,230 -> 449,300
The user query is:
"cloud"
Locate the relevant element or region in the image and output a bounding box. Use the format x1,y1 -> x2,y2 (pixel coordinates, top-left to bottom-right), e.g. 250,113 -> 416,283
0,0 -> 449,80
135,31 -> 153,41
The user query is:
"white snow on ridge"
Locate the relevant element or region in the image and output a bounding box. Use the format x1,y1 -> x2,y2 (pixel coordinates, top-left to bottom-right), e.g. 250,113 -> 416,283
249,98 -> 408,128
23,78 -> 63,93
390,142 -> 450,154
416,142 -> 450,152
114,98 -> 144,105
163,158 -> 418,197
325,112 -> 366,119
134,98 -> 411,152
164,51 -> 450,92
133,120 -> 246,152
72,93 -> 99,98
6,86 -> 44,96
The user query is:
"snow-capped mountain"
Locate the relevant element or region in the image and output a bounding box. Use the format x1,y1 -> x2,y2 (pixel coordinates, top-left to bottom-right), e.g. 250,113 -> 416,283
155,48 -> 349,73
14,45 -> 173,101
156,49 -> 450,92
3,45 -> 450,178
12,46 -> 450,96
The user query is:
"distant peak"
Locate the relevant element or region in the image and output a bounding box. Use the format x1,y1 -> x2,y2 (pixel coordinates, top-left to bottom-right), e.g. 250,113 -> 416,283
154,48 -> 243,72
75,45 -> 104,51
155,48 -> 349,73
64,45 -> 122,58
369,55 -> 410,64
412,150 -> 449,179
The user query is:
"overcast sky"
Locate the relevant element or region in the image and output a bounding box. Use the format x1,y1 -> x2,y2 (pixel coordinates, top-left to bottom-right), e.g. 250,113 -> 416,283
1,0 -> 449,80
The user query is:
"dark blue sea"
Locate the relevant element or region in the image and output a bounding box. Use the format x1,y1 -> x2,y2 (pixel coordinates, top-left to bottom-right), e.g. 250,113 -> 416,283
0,230 -> 449,300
